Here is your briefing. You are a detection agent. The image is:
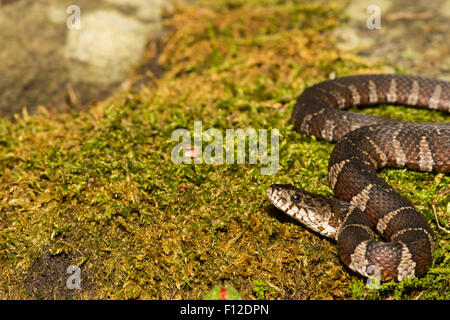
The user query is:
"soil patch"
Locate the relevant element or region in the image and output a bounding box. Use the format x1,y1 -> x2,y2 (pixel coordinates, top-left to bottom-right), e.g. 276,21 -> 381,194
25,253 -> 96,300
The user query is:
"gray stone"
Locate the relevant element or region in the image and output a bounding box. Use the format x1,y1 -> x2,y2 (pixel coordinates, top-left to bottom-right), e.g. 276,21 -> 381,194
0,0 -> 166,119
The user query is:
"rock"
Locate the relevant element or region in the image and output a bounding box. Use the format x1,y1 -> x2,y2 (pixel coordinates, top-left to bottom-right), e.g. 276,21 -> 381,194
0,0 -> 166,119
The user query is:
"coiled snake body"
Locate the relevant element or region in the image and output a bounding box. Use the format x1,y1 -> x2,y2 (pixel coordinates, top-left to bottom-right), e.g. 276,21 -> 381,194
266,74 -> 449,281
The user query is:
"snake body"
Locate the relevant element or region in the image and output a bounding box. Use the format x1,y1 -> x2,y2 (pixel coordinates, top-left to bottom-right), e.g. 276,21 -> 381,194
266,74 -> 450,281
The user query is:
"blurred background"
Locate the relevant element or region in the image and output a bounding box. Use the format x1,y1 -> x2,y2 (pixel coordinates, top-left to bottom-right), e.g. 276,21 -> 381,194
0,0 -> 449,119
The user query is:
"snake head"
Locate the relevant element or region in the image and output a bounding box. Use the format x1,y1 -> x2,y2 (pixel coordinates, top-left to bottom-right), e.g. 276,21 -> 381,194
266,184 -> 348,239
266,184 -> 310,210
267,184 -> 329,216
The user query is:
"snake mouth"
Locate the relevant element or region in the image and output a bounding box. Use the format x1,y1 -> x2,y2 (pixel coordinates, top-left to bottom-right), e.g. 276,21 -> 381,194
266,184 -> 302,214
266,184 -> 289,206
266,185 -> 274,198
266,185 -> 287,213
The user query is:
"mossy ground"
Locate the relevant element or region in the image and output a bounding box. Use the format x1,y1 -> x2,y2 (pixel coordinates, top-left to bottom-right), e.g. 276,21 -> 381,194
0,0 -> 448,299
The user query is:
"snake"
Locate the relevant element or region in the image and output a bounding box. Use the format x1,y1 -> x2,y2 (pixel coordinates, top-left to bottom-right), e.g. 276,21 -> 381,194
266,74 -> 449,282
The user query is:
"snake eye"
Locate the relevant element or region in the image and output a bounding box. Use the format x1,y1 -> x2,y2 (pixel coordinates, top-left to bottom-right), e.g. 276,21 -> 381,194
291,193 -> 301,202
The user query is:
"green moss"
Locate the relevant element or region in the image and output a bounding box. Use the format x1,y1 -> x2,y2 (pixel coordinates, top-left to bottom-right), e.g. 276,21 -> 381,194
0,0 -> 448,300
253,279 -> 270,300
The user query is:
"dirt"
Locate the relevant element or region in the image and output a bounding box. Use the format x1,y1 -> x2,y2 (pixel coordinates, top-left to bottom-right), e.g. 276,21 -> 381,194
25,253 -> 96,300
